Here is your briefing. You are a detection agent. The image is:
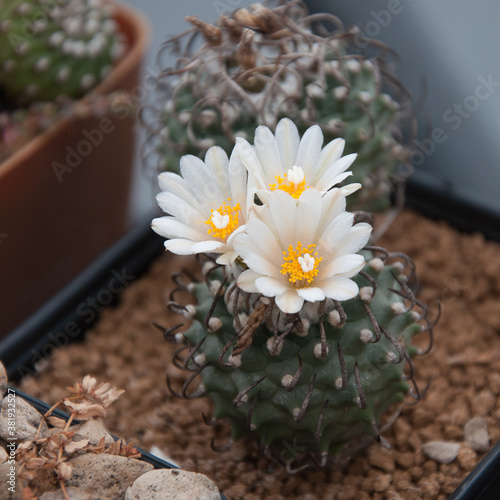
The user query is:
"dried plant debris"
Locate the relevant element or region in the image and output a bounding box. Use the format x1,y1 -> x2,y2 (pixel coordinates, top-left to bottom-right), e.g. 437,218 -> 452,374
0,373 -> 141,499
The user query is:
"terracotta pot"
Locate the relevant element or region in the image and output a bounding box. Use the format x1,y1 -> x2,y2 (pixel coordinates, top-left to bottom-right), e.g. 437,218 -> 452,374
0,3 -> 149,338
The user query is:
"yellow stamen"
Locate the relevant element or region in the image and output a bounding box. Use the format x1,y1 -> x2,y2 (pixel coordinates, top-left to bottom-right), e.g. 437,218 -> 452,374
205,199 -> 241,240
269,166 -> 308,199
281,241 -> 322,287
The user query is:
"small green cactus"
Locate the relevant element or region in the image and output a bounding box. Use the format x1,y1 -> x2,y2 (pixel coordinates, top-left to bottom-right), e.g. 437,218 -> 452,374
0,0 -> 127,105
152,117 -> 433,469
151,1 -> 414,212
166,249 -> 431,468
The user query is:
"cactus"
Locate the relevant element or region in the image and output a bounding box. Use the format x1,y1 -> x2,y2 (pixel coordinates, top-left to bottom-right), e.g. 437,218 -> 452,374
0,0 -> 127,106
150,1 -> 414,212
153,118 -> 433,469
165,248 -> 432,469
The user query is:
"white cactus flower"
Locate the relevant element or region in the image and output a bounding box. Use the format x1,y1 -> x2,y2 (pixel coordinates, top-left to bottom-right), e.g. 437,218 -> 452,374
234,117 -> 361,203
152,146 -> 250,265
233,188 -> 372,314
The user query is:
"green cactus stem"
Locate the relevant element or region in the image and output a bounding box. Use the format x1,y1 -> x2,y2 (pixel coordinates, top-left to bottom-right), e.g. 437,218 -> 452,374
163,247 -> 434,470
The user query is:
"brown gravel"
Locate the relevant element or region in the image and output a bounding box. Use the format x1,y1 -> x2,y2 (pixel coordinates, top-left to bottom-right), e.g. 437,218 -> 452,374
17,209 -> 500,499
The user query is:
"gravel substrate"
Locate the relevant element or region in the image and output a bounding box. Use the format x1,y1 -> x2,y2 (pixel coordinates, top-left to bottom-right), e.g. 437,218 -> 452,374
17,209 -> 500,499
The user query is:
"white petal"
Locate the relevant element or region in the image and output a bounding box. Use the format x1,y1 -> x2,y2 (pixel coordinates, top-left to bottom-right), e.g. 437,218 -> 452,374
275,289 -> 304,314
241,252 -> 280,278
180,155 -> 222,203
152,217 -> 206,241
317,188 -> 346,235
216,250 -> 239,265
295,124 -> 323,176
237,269 -> 261,293
295,188 -> 323,245
255,276 -> 289,297
158,172 -> 198,209
233,233 -> 280,277
321,254 -> 365,279
191,240 -> 226,254
156,192 -> 202,225
313,138 -> 345,179
204,146 -> 231,195
317,276 -> 359,301
275,118 -> 300,170
268,190 -> 298,248
254,125 -> 283,181
163,238 -> 197,255
320,212 -> 355,251
228,146 -> 248,213
242,218 -> 282,264
341,183 -> 362,196
314,154 -> 357,191
296,287 -> 325,302
322,188 -> 346,218
332,223 -> 372,255
236,138 -> 267,191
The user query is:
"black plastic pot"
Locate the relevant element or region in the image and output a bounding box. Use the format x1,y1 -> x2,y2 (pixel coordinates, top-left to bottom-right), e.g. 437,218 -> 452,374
1,181 -> 500,498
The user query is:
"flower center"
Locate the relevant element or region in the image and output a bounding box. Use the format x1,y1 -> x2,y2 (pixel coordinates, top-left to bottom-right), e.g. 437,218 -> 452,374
270,165 -> 308,199
205,199 -> 241,240
281,241 -> 322,287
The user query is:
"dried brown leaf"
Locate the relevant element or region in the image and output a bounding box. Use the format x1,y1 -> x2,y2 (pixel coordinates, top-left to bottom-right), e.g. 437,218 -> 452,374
66,375 -> 124,408
17,441 -> 34,451
25,457 -> 47,469
63,400 -> 106,419
57,461 -> 72,480
47,416 -> 67,428
64,439 -> 89,454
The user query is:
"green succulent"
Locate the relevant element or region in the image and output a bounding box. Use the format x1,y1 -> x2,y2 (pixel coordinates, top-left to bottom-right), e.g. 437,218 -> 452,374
0,0 -> 126,105
167,249 -> 431,469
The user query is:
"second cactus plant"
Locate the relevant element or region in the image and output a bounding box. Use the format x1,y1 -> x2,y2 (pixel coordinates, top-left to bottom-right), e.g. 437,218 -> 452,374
150,1 -> 414,212
0,0 -> 127,106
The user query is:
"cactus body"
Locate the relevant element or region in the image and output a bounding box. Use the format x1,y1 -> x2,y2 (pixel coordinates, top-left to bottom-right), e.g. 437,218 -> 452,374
153,1 -> 413,212
174,250 -> 429,467
0,0 -> 126,105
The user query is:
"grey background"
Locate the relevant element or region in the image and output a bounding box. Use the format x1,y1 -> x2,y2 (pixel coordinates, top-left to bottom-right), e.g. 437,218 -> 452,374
122,0 -> 500,222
